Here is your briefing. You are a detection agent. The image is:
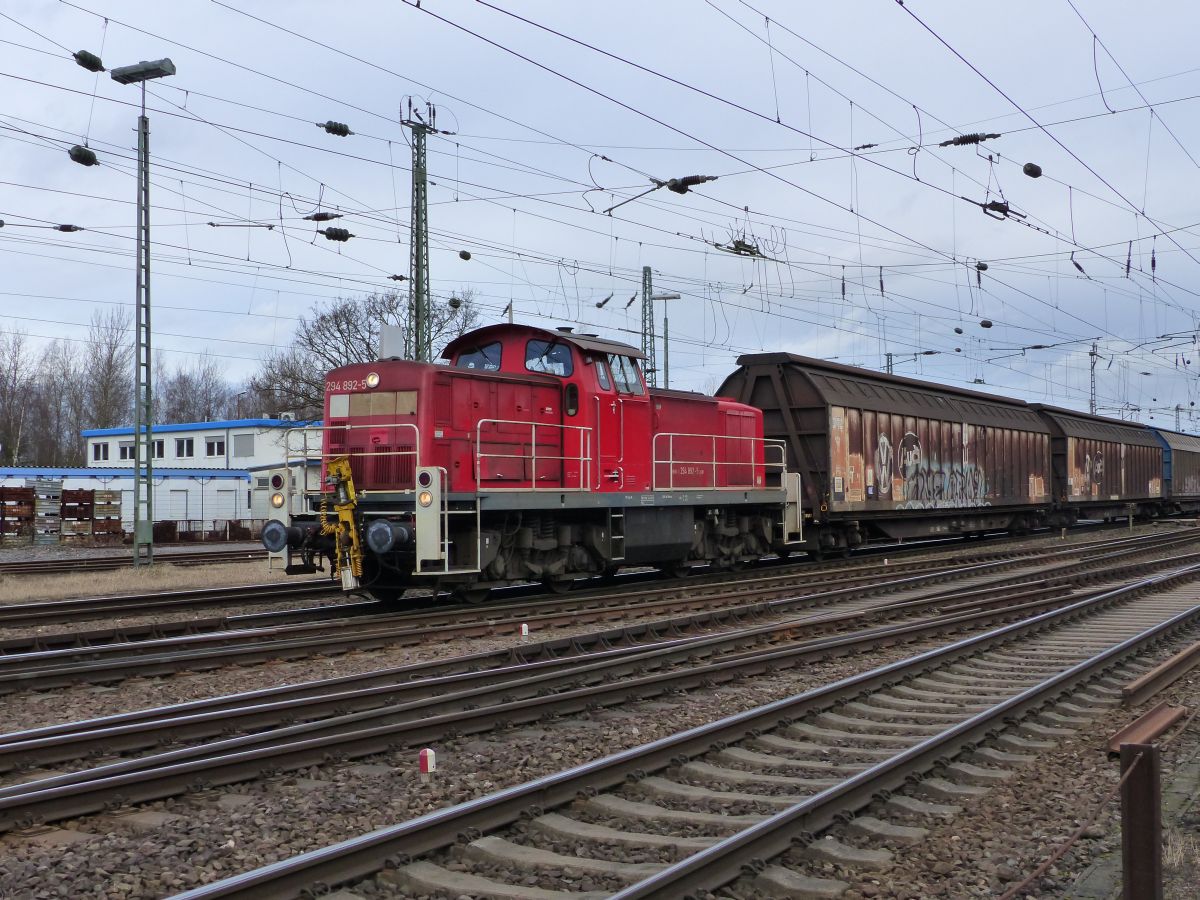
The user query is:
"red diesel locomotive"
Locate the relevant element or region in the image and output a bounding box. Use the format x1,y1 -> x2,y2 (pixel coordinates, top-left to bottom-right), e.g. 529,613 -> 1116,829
262,323 -> 802,601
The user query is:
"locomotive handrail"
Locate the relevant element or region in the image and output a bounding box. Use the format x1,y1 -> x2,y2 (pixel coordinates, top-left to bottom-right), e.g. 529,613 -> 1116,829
652,432 -> 786,491
474,418 -> 593,492
282,423 -> 422,494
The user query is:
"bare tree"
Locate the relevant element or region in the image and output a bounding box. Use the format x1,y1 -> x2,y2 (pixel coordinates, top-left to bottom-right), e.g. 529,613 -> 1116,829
156,352 -> 233,423
84,308 -> 134,429
25,340 -> 85,466
0,331 -> 33,464
252,290 -> 479,417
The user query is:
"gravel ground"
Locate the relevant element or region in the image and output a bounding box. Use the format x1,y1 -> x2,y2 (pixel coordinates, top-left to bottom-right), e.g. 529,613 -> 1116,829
0,634 -> 961,899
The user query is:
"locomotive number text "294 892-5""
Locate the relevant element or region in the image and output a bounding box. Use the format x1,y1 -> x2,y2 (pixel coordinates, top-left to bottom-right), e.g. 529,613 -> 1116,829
325,379 -> 365,393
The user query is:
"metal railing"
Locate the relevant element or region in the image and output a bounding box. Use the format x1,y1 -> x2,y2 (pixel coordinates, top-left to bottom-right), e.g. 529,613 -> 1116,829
652,433 -> 786,491
474,419 -> 593,492
283,423 -> 421,494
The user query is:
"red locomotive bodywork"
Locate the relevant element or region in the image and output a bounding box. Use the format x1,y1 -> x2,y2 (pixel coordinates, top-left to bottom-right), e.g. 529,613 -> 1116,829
320,324 -> 768,496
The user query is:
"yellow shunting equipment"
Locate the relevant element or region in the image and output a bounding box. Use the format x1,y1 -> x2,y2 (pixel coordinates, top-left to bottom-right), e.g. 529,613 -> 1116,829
319,455 -> 363,590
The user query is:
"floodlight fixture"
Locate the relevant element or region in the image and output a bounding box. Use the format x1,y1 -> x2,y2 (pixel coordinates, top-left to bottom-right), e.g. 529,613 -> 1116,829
109,58 -> 176,85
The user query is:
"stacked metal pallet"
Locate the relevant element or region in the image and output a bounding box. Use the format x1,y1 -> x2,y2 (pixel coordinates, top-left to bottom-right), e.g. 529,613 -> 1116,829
0,488 -> 34,544
92,489 -> 122,539
26,478 -> 63,546
60,489 -> 95,542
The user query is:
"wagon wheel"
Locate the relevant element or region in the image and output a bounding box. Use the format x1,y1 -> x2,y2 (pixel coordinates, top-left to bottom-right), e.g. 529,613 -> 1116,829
669,561 -> 693,579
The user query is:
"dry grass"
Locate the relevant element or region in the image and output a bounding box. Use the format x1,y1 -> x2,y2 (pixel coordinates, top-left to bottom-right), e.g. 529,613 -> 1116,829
0,560 -> 299,604
1164,822 -> 1200,900
1165,824 -> 1200,868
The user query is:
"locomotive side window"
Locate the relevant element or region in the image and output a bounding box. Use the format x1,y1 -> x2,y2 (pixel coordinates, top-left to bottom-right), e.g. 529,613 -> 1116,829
455,341 -> 502,371
607,354 -> 645,395
526,340 -> 574,376
595,357 -> 613,391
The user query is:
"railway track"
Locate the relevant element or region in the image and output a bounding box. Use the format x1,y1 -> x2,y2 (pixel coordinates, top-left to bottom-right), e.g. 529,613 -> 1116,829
0,531 -> 1188,693
0,532 -> 1195,840
0,547 -> 266,576
0,578 -> 337,629
163,558 -> 1200,900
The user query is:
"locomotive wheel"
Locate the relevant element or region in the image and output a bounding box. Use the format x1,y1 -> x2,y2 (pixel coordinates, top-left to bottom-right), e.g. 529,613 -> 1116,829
452,586 -> 491,604
542,578 -> 574,595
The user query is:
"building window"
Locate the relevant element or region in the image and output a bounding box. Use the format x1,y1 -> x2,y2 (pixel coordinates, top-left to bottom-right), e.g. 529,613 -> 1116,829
206,436 -> 225,457
176,437 -> 194,458
232,433 -> 254,458
92,442 -> 109,461
152,439 -> 165,459
118,442 -> 135,460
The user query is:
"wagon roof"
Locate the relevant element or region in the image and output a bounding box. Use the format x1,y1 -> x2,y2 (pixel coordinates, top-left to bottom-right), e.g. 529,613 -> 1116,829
1029,404 -> 1162,447
732,351 -> 1046,429
442,323 -> 645,361
1154,428 -> 1200,454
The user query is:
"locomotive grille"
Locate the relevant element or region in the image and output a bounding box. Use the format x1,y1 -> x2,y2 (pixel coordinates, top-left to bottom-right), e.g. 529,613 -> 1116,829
367,444 -> 416,489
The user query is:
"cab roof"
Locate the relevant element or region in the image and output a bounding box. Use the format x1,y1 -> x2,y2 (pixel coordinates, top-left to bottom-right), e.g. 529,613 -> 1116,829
441,323 -> 646,361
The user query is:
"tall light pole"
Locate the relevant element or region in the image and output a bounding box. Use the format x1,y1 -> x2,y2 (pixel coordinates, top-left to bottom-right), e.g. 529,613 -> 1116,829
653,291 -> 681,388
111,57 -> 175,566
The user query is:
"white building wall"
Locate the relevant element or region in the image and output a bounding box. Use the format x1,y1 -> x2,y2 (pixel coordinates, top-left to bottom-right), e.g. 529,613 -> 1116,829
0,470 -> 253,531
83,420 -> 314,473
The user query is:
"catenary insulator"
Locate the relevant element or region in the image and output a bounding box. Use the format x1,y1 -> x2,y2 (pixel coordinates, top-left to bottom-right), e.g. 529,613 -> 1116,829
980,319 -> 993,328
321,227 -> 353,242
459,250 -> 471,260
73,50 -> 105,72
69,145 -> 98,166
388,274 -> 407,281
975,261 -> 988,271
1022,162 -> 1043,178
448,295 -> 462,310
55,224 -> 84,232
954,327 -> 963,334
304,212 -> 342,222
318,121 -> 353,137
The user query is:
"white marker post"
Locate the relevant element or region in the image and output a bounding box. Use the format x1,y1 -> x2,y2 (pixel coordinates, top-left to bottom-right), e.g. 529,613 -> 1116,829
418,747 -> 436,783
520,623 -> 530,640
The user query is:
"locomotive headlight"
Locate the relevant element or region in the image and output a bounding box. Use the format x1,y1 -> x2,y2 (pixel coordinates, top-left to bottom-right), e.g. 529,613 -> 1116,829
418,490 -> 433,507
270,492 -> 286,509
365,371 -> 380,389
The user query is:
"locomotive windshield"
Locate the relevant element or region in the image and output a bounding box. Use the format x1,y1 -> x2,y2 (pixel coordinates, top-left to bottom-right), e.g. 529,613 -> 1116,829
526,339 -> 574,376
607,354 -> 645,395
454,341 -> 502,371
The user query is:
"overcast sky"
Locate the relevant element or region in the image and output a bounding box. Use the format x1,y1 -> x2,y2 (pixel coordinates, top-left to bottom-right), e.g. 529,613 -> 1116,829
3,1 -> 1200,425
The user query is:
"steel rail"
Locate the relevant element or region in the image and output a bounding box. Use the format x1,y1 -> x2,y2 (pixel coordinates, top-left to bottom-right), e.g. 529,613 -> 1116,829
0,554 -> 1028,693
163,562 -> 1200,900
0,533 -> 1189,694
0,572 -> 1077,773
612,583 -> 1200,898
0,579 -> 335,627
0,540 -> 1156,696
3,535 -> 1188,764
0,548 -> 266,576
0,554 -> 1195,836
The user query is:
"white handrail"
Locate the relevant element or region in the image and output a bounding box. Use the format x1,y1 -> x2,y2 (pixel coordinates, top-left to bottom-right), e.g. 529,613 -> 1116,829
651,431 -> 786,491
475,418 -> 593,492
283,423 -> 422,494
